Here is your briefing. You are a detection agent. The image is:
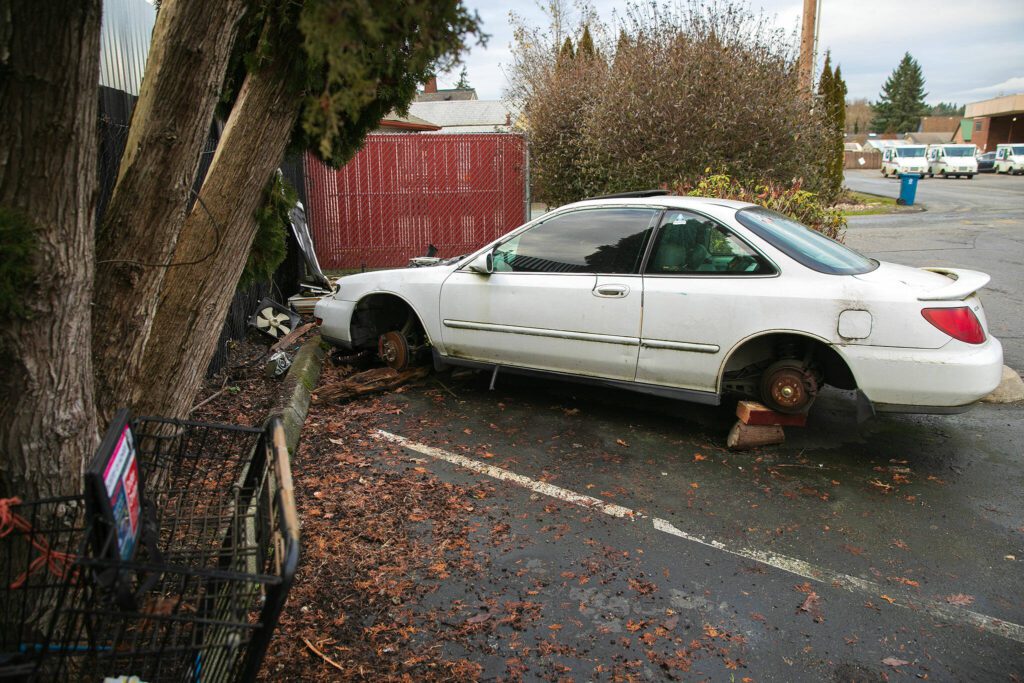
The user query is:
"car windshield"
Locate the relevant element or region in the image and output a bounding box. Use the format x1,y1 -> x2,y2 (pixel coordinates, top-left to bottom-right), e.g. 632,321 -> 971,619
898,148 -> 926,158
1013,146 -> 1024,156
945,147 -> 974,157
735,207 -> 878,275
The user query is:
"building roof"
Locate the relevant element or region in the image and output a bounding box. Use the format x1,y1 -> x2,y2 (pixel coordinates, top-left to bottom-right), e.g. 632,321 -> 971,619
918,116 -> 959,133
378,110 -> 441,131
408,100 -> 515,132
414,88 -> 478,102
964,93 -> 1024,118
865,138 -> 910,150
904,132 -> 954,145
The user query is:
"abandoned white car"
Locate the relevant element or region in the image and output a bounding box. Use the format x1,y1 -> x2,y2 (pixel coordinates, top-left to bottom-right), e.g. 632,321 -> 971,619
315,192 -> 1003,417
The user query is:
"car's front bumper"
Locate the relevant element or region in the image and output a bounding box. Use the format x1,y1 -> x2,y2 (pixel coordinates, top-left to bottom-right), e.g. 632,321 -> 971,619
841,337 -> 1004,410
314,297 -> 357,349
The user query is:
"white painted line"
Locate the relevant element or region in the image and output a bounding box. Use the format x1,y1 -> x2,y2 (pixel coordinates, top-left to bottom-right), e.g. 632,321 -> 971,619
376,430 -> 638,519
374,430 -> 1024,645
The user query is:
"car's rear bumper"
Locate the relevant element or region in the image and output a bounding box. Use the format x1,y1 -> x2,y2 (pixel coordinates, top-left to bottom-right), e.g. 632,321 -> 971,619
841,337 -> 1003,409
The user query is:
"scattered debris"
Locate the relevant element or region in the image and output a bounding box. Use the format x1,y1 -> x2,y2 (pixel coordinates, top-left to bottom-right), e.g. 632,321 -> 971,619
249,297 -> 301,339
315,366 -> 430,403
265,350 -> 293,378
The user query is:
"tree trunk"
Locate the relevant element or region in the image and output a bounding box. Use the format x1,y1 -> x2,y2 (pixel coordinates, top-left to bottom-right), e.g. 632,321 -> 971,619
92,0 -> 246,426
0,1 -> 101,499
135,59 -> 302,420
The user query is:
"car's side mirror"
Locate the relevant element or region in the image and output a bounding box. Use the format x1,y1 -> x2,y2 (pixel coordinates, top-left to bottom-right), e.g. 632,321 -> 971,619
467,251 -> 493,275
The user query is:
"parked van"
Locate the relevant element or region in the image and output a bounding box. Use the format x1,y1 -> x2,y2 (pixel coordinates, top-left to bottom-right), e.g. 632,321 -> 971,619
925,144 -> 977,179
994,144 -> 1024,175
881,145 -> 928,178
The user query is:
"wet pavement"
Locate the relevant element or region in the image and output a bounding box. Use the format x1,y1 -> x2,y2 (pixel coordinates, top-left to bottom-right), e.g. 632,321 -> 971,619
355,369 -> 1024,681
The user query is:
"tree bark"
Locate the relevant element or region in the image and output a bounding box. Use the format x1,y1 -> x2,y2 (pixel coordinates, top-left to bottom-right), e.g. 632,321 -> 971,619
135,58 -> 302,420
92,0 -> 246,426
0,1 -> 101,499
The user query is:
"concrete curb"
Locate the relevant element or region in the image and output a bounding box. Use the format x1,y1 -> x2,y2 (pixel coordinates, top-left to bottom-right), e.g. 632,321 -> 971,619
270,334 -> 327,455
982,365 -> 1024,404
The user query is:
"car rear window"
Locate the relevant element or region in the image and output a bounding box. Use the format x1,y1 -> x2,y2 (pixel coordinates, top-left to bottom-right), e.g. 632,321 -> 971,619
735,207 -> 878,275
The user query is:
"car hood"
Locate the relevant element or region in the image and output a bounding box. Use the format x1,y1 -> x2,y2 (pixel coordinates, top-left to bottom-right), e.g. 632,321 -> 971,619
855,262 -> 990,300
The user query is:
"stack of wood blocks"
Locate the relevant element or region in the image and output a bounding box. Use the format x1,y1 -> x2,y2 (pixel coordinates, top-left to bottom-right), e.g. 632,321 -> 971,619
726,400 -> 806,450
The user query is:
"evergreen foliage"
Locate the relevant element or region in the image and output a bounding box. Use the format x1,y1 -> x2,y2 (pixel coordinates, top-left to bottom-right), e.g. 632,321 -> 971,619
930,101 -> 964,116
871,52 -> 929,133
557,36 -> 575,68
817,52 -> 846,201
238,174 -> 297,290
220,0 -> 483,166
577,25 -> 596,60
455,66 -> 471,89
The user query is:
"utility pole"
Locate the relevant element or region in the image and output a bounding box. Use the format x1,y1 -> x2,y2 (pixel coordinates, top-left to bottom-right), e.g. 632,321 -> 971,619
798,0 -> 818,92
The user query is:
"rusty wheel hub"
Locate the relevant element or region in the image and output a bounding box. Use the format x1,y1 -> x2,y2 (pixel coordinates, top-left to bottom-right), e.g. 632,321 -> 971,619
760,360 -> 818,414
378,331 -> 410,371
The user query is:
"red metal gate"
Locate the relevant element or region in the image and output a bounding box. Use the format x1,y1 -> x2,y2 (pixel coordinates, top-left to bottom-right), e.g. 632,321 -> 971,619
304,133 -> 528,270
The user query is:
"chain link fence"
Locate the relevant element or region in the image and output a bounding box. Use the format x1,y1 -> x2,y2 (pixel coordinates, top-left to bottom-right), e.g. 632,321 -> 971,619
304,133 -> 530,271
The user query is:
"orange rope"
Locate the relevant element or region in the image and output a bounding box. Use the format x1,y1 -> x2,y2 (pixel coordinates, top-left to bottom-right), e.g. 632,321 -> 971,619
0,497 -> 78,589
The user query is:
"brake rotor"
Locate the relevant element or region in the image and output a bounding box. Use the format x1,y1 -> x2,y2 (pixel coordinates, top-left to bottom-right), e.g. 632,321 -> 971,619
378,331 -> 410,371
761,360 -> 818,414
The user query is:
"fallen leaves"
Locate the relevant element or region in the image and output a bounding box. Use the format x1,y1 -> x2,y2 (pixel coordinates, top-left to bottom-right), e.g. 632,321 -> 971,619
626,619 -> 646,633
797,590 -> 824,623
628,577 -> 658,595
891,576 -> 920,588
944,593 -> 975,606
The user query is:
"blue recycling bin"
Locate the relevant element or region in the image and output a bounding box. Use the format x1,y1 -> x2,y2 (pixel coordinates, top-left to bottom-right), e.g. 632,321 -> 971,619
897,173 -> 920,206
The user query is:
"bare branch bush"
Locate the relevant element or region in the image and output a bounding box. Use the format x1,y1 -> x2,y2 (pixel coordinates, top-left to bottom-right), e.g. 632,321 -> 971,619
510,0 -> 832,207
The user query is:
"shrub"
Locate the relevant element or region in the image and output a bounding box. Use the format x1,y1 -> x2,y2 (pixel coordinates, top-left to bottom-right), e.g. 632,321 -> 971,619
671,172 -> 846,241
510,1 -> 833,206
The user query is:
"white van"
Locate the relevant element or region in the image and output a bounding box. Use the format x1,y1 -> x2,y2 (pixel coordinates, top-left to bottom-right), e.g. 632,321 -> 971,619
994,144 -> 1024,175
881,145 -> 928,178
925,144 -> 977,179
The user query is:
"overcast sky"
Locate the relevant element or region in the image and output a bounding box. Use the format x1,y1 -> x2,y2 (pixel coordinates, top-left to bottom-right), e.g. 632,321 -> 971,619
438,0 -> 1024,106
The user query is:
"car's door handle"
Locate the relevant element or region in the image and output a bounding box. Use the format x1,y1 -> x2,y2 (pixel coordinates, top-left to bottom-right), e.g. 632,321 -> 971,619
594,284 -> 629,298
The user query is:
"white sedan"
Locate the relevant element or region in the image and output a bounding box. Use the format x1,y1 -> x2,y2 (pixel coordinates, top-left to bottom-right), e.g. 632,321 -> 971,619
315,193 -> 1003,417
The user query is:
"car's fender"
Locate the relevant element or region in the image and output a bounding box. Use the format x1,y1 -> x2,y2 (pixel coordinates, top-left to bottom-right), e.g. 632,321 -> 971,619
716,328 -> 862,393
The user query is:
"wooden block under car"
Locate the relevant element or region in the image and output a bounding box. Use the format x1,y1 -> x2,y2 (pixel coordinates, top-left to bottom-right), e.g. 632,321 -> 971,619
726,421 -> 785,451
736,400 -> 807,427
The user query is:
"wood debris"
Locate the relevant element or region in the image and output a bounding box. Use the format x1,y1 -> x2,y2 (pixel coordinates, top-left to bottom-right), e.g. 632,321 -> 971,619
315,366 -> 430,403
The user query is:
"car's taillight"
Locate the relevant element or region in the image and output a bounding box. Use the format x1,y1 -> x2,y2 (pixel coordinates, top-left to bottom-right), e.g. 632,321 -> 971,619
921,306 -> 985,344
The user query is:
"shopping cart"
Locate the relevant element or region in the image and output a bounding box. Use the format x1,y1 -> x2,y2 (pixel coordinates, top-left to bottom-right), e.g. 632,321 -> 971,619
0,414 -> 300,682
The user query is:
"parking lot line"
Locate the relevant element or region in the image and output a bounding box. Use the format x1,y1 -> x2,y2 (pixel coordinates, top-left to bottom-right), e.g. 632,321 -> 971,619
375,429 -> 1024,645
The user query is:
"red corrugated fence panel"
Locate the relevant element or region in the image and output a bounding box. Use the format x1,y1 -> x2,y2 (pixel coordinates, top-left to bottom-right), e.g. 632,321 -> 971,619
304,133 -> 527,270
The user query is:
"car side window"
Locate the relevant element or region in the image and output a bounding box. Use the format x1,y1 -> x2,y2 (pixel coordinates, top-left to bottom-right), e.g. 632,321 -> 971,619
645,211 -> 774,276
492,208 -> 657,274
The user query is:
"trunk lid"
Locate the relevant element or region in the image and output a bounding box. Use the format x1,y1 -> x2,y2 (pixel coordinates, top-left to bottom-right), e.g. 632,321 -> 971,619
854,263 -> 990,301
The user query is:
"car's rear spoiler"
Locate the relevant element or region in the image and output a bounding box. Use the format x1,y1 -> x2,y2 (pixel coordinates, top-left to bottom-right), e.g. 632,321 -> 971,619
917,267 -> 990,301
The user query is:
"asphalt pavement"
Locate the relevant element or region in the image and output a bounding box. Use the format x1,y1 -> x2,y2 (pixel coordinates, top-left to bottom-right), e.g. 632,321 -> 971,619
363,370 -> 1024,681
330,173 -> 1024,680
